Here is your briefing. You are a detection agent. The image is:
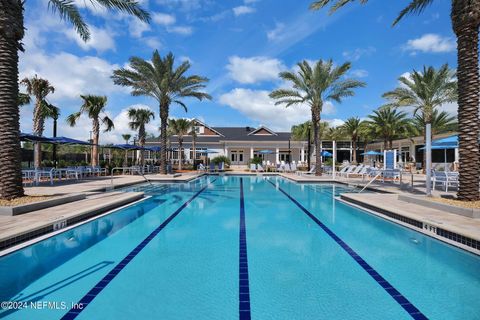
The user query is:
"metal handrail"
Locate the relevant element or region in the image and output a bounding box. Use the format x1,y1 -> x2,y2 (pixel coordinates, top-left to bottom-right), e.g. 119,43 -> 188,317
110,166 -> 153,187
359,171 -> 382,193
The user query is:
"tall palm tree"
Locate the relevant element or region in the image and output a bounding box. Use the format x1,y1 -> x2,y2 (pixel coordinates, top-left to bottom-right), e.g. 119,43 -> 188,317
20,75 -> 55,168
341,117 -> 364,164
112,51 -> 211,174
128,108 -> 155,169
121,133 -> 132,166
168,118 -> 193,171
189,125 -> 198,166
383,65 -> 457,193
42,101 -> 60,166
366,107 -> 412,150
0,1 -> 149,199
309,0 -> 480,201
66,95 -> 114,167
270,59 -> 365,175
413,110 -> 457,137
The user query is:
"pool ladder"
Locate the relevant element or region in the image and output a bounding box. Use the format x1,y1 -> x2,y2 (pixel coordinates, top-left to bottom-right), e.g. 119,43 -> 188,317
358,172 -> 382,193
109,167 -> 153,190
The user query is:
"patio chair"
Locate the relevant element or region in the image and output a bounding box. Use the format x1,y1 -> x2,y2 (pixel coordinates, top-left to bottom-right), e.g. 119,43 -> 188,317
432,170 -> 458,192
217,162 -> 225,172
346,165 -> 365,178
297,166 -> 315,176
284,163 -> 292,173
197,163 -> 206,172
250,164 -> 257,172
290,162 -> 297,172
339,165 -> 355,177
34,168 -> 55,185
257,164 -> 265,172
208,163 -> 216,173
382,169 -> 401,183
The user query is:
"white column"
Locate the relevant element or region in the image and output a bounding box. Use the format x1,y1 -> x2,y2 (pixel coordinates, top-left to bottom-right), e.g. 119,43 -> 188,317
276,148 -> 280,164
301,147 -> 305,162
250,147 -> 254,159
425,123 -> 432,196
350,141 -> 353,162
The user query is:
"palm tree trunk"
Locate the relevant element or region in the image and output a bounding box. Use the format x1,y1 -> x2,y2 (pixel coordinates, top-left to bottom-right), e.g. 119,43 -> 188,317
32,99 -> 45,168
0,0 -> 24,199
352,139 -> 357,164
91,120 -> 99,167
178,138 -> 183,171
159,103 -> 168,174
453,11 -> 480,201
312,108 -> 322,176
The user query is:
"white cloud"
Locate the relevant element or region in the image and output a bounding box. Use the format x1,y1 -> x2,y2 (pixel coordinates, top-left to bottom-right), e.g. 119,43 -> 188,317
219,89 -> 309,131
233,6 -> 255,16
152,12 -> 176,25
266,22 -> 285,41
19,50 -> 123,100
325,119 -> 345,128
129,18 -> 151,38
226,56 -> 285,84
166,26 -> 193,35
144,37 -> 162,49
350,69 -> 369,78
342,46 -> 376,61
180,56 -> 193,63
403,33 -> 455,54
65,25 -> 116,53
439,102 -> 458,115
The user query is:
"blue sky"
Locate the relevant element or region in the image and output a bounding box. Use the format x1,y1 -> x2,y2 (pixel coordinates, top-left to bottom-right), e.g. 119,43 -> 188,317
19,0 -> 456,143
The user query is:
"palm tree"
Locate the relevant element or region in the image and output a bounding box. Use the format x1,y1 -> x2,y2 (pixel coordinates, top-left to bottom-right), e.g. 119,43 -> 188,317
189,125 -> 198,167
128,108 -> 155,169
20,75 -> 55,168
413,110 -> 457,137
270,59 -> 365,175
0,1 -> 149,199
309,0 -> 480,201
18,92 -> 31,106
112,51 -> 211,174
66,95 -> 114,167
341,117 -> 364,164
366,107 -> 412,150
168,118 -> 193,171
383,65 -> 457,193
121,133 -> 132,166
42,101 -> 60,166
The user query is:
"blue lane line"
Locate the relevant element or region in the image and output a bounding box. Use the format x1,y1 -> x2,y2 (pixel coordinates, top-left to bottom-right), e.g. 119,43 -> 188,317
267,180 -> 428,320
61,178 -> 217,320
239,178 -> 252,320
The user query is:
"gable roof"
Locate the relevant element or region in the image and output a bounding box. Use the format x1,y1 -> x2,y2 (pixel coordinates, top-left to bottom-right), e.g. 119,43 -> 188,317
247,125 -> 277,136
192,118 -> 224,137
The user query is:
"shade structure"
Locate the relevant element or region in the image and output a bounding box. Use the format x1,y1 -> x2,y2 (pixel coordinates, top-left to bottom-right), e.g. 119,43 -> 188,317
144,146 -> 161,152
420,144 -> 457,150
20,133 -> 55,143
204,149 -> 219,154
258,150 -> 275,154
111,144 -> 146,150
320,150 -> 332,157
432,135 -> 458,146
361,151 -> 383,156
49,136 -> 92,145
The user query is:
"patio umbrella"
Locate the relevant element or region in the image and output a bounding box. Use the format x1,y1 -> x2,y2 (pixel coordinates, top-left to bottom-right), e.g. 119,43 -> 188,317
111,144 -> 146,150
321,150 -> 332,157
258,150 -> 275,154
432,135 -> 458,146
360,151 -> 383,156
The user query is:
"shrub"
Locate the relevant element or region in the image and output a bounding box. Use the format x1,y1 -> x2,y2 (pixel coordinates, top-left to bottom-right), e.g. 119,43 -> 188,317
211,155 -> 230,166
249,157 -> 263,165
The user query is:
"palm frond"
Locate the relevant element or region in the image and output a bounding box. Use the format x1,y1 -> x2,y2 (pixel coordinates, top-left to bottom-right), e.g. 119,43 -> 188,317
48,0 -> 90,41
393,0 -> 434,25
66,112 -> 81,127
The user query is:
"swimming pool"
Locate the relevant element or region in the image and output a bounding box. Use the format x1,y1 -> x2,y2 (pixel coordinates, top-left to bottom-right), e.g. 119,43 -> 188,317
1,175 -> 479,319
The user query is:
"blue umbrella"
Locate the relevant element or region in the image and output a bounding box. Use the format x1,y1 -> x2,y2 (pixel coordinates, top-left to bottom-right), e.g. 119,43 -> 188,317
111,144 -> 145,150
321,150 -> 332,157
204,149 -> 219,154
432,135 -> 458,146
361,151 -> 383,156
144,146 -> 161,152
49,136 -> 92,145
258,150 -> 275,154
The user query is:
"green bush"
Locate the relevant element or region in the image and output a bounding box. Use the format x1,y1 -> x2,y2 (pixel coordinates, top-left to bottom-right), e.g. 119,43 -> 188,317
211,155 -> 230,166
249,157 -> 263,165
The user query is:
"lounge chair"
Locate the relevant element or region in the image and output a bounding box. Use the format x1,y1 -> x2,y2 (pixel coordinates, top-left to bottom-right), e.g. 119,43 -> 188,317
197,163 -> 206,172
432,170 -> 458,192
297,166 -> 315,176
217,162 -> 225,172
290,162 -> 297,172
339,165 -> 355,177
250,164 -> 257,172
382,169 -> 400,183
257,164 -> 265,172
208,163 -> 216,173
346,165 -> 364,178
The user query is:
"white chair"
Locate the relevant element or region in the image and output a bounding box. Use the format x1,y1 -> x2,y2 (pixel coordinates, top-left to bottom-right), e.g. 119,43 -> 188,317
432,170 -> 458,192
257,164 -> 265,172
346,165 -> 364,178
290,162 -> 297,172
218,162 -> 225,172
297,166 -> 315,176
339,165 -> 355,177
250,164 -> 257,172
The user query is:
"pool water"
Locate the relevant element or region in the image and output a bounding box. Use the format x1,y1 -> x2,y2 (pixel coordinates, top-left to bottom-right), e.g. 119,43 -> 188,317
1,176 -> 479,319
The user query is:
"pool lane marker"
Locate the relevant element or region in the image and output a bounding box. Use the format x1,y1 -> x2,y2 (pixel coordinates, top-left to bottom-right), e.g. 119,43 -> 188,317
239,178 -> 252,320
61,178 -> 218,320
266,180 -> 427,320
